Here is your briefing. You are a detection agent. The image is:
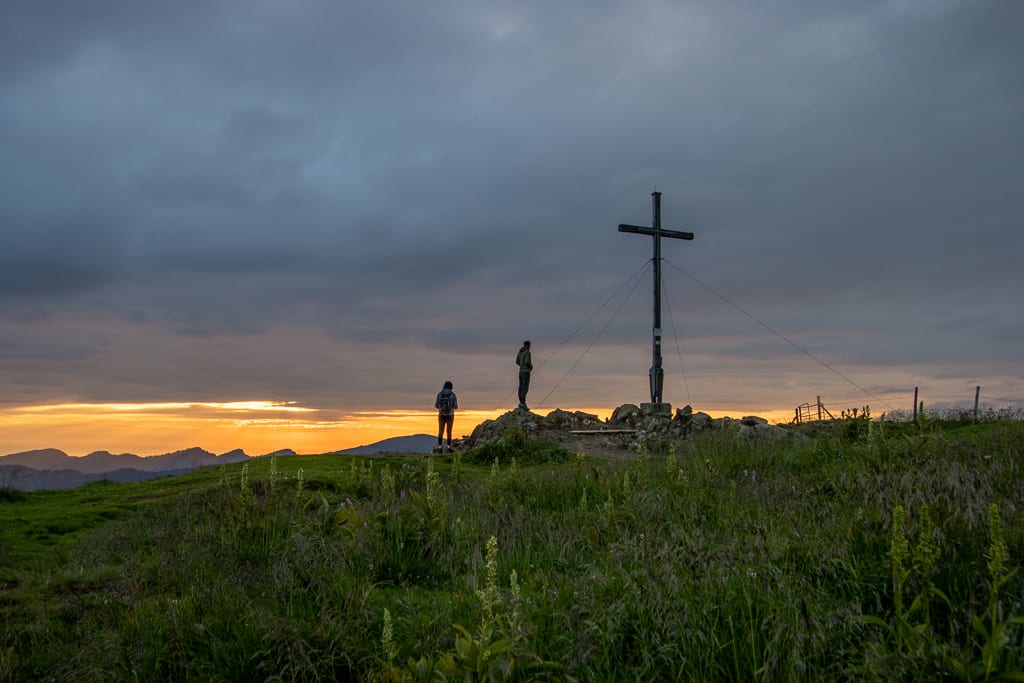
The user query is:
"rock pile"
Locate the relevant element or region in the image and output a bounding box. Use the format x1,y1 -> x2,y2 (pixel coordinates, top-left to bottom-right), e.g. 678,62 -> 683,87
461,403 -> 797,453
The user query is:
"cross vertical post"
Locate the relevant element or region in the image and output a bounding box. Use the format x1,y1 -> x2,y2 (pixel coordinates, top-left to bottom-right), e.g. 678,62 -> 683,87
651,193 -> 663,404
618,192 -> 695,405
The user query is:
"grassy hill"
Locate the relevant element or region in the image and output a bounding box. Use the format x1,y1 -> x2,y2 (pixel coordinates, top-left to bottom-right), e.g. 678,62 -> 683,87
1,416 -> 1022,681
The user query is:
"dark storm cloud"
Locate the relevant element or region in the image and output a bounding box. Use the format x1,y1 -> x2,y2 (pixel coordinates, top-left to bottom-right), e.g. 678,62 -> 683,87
1,0 -> 1022,412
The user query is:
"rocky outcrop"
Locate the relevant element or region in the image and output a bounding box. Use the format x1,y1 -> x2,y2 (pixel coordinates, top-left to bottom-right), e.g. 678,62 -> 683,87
463,403 -> 797,453
464,407 -> 606,449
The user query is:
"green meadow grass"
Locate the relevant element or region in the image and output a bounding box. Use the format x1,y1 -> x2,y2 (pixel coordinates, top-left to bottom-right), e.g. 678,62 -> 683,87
1,418 -> 1021,681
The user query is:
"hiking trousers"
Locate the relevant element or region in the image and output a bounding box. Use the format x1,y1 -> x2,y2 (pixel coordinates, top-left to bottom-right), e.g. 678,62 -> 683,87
517,371 -> 531,405
438,414 -> 454,445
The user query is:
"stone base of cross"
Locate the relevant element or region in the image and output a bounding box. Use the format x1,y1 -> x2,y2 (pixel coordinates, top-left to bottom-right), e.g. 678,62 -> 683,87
640,402 -> 673,419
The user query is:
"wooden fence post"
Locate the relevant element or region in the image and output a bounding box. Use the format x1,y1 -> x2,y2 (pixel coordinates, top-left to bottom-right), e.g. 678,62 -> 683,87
913,387 -> 918,422
974,385 -> 981,421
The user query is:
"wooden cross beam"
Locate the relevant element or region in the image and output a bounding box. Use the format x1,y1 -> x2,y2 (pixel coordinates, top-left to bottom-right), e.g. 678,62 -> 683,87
618,191 -> 695,405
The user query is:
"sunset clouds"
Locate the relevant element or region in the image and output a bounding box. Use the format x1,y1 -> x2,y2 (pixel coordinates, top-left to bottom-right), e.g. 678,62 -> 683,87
2,1 -> 1022,454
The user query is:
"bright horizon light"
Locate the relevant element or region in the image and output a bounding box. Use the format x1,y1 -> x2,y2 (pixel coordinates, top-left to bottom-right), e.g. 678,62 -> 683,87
14,401 -> 315,413
0,400 -> 800,458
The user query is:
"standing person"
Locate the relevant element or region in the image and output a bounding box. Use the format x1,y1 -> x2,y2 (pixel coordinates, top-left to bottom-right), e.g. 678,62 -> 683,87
434,380 -> 458,453
516,340 -> 532,410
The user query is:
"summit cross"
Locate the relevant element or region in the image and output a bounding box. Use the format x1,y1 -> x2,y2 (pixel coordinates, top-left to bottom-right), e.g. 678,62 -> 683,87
618,191 -> 695,405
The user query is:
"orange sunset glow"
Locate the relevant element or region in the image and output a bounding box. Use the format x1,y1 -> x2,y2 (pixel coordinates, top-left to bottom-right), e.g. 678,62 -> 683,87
0,401 -> 503,456
0,400 -> 801,457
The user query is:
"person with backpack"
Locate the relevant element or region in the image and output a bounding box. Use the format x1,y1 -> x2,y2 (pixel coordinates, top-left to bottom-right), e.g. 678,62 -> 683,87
434,380 -> 459,453
516,340 -> 532,410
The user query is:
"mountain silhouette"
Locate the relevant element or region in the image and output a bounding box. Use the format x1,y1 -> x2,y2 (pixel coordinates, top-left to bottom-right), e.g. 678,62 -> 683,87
1,434 -> 435,490
332,434 -> 436,455
0,446 -> 243,474
0,464 -> 193,491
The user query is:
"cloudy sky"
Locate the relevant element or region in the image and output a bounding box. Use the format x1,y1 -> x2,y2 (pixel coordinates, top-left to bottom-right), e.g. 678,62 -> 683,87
2,0 -> 1022,455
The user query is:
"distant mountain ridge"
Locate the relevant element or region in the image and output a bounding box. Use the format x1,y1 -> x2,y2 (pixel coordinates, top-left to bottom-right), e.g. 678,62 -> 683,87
0,464 -> 194,492
332,434 -> 436,455
0,436 -> 434,491
0,446 -> 249,474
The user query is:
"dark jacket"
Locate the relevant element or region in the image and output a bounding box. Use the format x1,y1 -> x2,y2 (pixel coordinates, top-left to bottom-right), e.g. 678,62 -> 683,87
516,347 -> 533,373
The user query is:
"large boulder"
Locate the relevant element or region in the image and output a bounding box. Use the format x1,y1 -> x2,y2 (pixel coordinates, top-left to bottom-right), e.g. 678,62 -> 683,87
669,405 -> 712,437
542,409 -> 603,431
609,404 -> 642,427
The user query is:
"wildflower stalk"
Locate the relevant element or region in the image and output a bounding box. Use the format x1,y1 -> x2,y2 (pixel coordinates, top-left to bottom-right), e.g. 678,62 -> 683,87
424,457 -> 446,524
509,569 -> 522,635
890,505 -> 911,643
986,504 -> 1010,586
451,452 -> 461,482
380,465 -> 396,506
985,504 -> 1013,640
665,443 -> 678,482
425,457 -> 440,510
944,503 -> 1023,681
912,504 -> 940,626
476,535 -> 501,644
295,467 -> 305,503
239,463 -> 250,502
382,607 -> 397,665
636,440 -> 647,460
